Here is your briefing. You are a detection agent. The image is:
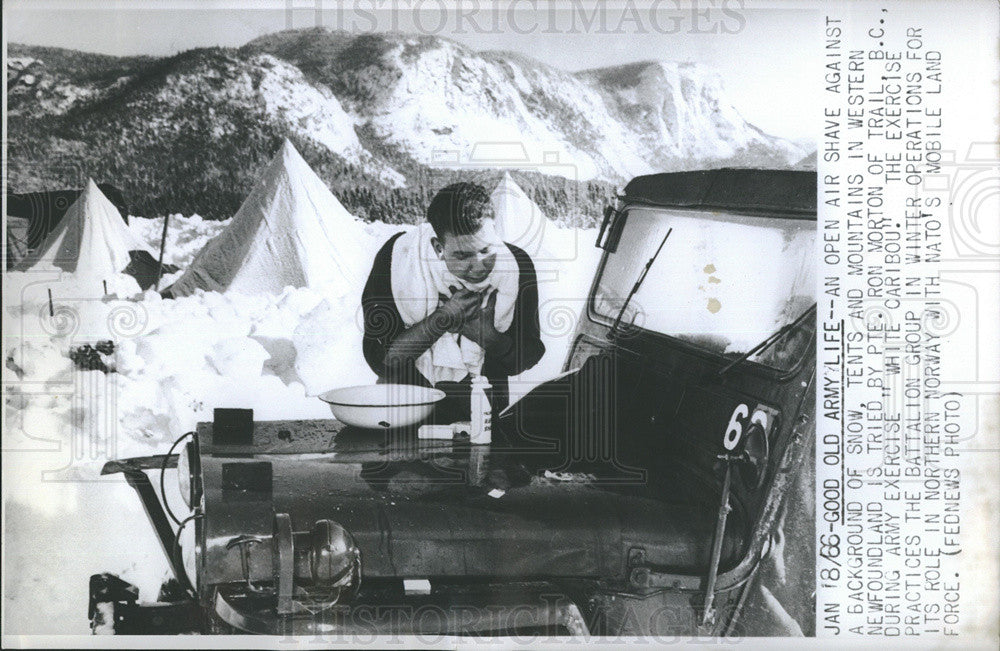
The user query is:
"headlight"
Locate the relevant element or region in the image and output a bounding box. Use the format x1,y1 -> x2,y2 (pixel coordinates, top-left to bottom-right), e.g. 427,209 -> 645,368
180,515 -> 198,591
286,519 -> 362,610
177,439 -> 202,590
308,520 -> 361,592
177,440 -> 201,509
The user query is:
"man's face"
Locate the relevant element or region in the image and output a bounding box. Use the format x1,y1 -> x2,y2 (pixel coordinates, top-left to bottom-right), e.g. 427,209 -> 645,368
432,220 -> 501,284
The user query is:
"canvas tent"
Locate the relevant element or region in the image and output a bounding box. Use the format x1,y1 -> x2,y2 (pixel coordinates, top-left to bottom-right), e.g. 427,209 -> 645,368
13,179 -> 156,288
5,216 -> 30,269
164,140 -> 366,298
490,172 -> 555,258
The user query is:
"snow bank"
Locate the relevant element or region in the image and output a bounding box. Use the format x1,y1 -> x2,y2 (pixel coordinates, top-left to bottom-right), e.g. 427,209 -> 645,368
292,294 -> 376,396
130,213 -> 230,269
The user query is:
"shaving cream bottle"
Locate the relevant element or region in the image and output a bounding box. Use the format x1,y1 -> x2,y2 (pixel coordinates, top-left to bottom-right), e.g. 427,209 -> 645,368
470,374 -> 492,445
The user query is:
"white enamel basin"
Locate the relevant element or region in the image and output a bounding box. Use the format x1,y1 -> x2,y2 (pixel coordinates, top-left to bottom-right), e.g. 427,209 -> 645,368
318,384 -> 445,429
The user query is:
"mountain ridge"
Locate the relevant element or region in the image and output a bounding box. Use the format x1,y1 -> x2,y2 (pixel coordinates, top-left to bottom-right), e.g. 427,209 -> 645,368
7,31 -> 813,222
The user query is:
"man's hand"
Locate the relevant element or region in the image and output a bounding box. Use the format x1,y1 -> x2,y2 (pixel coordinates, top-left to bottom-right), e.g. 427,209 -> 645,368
435,288 -> 485,333
384,288 -> 484,371
459,289 -> 503,348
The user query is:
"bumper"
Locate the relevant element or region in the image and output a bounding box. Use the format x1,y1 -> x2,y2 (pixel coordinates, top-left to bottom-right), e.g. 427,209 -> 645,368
89,573 -> 592,637
89,574 -> 201,635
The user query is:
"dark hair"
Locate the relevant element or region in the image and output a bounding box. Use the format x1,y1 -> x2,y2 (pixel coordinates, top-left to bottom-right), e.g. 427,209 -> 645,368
426,182 -> 492,239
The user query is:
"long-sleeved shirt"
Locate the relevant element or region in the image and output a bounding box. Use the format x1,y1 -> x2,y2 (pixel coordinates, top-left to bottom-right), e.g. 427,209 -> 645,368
362,231 -> 545,418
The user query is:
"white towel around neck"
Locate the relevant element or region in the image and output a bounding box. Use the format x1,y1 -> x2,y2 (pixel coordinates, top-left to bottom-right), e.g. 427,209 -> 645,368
390,223 -> 518,384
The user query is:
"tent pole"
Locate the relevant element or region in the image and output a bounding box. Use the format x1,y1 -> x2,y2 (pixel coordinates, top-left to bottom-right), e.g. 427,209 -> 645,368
154,214 -> 170,291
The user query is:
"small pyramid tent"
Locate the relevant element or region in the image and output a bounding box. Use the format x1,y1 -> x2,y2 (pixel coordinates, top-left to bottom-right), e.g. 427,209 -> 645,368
490,173 -> 555,258
15,179 -> 152,280
164,140 -> 366,298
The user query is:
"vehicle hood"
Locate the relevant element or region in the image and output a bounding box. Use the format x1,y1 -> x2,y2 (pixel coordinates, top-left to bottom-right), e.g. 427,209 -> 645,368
197,420 -> 746,587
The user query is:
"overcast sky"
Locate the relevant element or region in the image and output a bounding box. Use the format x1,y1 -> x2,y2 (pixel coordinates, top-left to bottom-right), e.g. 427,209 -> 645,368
5,0 -> 820,142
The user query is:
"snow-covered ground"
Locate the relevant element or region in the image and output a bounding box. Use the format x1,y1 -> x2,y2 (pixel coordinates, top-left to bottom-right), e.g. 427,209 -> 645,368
2,213 -> 600,634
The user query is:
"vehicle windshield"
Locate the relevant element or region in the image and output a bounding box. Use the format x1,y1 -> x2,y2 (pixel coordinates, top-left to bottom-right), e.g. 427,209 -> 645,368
593,206 -> 816,371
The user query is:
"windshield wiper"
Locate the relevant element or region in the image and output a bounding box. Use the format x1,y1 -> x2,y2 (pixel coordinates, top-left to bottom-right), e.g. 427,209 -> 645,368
608,227 -> 673,339
717,303 -> 817,376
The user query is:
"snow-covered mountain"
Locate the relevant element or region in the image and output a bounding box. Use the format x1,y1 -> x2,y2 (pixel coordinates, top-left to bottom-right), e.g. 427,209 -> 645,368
242,29 -> 808,179
7,30 -> 811,219
584,60 -> 807,170
7,47 -> 147,117
9,46 -> 403,185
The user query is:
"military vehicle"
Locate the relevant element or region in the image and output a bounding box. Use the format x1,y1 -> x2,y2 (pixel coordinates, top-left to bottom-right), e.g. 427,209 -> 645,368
92,169 -> 817,637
